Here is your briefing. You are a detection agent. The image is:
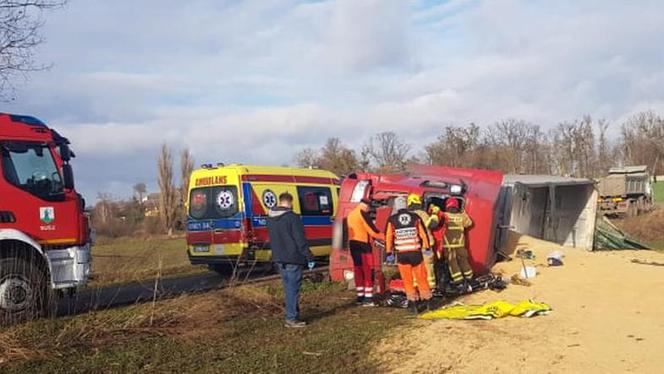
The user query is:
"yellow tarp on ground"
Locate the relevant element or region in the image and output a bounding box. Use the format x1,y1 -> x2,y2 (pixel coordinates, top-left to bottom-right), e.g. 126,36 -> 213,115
419,300 -> 552,320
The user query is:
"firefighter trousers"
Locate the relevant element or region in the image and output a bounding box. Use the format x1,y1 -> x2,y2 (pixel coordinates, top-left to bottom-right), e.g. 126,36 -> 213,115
397,261 -> 432,301
423,251 -> 436,289
446,246 -> 473,284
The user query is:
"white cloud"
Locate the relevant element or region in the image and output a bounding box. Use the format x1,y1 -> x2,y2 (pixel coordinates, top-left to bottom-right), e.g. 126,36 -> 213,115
5,0 -> 664,200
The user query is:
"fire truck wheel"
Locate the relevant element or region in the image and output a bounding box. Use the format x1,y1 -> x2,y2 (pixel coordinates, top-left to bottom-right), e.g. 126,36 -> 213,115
0,257 -> 48,325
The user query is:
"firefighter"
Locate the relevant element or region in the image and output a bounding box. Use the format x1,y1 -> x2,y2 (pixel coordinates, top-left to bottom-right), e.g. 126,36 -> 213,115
427,203 -> 448,289
407,193 -> 438,289
347,198 -> 383,306
427,203 -> 445,255
385,198 -> 432,314
442,197 -> 474,288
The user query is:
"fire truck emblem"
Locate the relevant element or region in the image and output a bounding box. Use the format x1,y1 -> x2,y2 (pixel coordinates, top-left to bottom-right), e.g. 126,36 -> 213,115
40,207 -> 55,224
398,213 -> 411,225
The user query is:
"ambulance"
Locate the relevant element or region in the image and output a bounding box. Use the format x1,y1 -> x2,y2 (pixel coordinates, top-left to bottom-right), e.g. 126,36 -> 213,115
186,164 -> 340,272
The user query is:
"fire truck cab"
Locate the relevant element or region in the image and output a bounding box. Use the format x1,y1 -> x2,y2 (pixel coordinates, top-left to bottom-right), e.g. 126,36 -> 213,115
330,165 -> 504,294
0,113 -> 91,323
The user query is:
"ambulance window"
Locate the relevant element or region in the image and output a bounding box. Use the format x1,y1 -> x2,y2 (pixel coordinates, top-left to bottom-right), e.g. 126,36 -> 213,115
297,186 -> 333,216
189,189 -> 208,219
188,186 -> 238,219
213,186 -> 238,217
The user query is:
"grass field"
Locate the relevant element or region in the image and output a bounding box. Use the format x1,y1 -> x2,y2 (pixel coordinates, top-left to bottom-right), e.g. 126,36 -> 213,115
654,181 -> 664,203
2,280 -> 405,373
90,236 -> 204,287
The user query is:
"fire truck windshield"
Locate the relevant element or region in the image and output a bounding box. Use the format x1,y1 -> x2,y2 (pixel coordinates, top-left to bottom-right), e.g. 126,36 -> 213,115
1,142 -> 64,201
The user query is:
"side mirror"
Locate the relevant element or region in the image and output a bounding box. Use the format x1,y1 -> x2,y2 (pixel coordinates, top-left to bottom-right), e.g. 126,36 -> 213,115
63,164 -> 75,190
60,145 -> 71,161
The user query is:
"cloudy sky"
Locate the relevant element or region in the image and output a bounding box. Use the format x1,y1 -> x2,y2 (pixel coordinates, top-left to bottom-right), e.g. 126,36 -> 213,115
6,0 -> 664,201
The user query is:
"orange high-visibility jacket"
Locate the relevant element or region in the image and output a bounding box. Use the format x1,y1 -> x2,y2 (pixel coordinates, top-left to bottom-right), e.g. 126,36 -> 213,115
385,209 -> 430,254
347,205 -> 383,244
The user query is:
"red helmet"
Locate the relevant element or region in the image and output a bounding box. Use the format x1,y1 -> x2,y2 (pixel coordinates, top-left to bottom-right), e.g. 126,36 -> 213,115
445,198 -> 460,210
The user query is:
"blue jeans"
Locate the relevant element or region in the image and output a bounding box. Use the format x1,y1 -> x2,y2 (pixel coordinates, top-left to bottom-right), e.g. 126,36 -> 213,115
277,263 -> 303,321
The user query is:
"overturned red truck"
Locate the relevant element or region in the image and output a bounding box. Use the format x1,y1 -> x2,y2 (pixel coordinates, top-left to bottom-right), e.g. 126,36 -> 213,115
330,165 -> 506,294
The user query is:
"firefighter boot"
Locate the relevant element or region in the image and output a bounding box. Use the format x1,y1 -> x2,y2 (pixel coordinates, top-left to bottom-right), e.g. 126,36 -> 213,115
407,301 -> 419,315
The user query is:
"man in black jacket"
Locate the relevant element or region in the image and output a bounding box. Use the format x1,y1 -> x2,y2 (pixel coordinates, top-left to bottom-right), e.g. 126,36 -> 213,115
267,192 -> 315,328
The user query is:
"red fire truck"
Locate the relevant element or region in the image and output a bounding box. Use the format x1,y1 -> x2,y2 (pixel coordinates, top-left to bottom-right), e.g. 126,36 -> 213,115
0,113 -> 91,323
330,165 -> 505,294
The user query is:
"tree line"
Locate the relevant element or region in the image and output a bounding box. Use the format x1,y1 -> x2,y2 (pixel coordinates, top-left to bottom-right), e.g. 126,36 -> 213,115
294,111 -> 664,178
91,145 -> 194,237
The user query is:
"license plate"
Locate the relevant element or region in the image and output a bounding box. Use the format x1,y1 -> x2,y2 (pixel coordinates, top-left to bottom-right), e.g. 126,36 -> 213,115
193,245 -> 209,253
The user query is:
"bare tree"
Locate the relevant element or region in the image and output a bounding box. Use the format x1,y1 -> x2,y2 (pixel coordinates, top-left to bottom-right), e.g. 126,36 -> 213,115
294,147 -> 318,169
318,138 -> 359,176
133,182 -> 147,204
596,119 -> 611,176
621,111 -> 664,175
179,148 -> 195,202
157,144 -> 177,236
94,192 -> 113,225
0,0 -> 66,95
366,132 -> 410,172
424,124 -> 480,168
359,144 -> 372,172
179,148 -> 195,227
294,138 -> 360,176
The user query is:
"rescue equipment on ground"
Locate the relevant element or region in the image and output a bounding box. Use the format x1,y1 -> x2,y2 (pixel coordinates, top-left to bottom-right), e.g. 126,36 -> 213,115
419,300 -> 552,320
520,266 -> 537,279
383,273 -> 507,308
547,250 -> 564,266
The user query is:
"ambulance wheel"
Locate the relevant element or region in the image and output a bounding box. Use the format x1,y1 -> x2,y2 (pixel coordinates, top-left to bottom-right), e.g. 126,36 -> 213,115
209,263 -> 235,276
0,257 -> 49,325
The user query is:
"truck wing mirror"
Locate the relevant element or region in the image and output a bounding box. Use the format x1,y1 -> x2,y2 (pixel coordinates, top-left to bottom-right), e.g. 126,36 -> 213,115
63,163 -> 75,190
59,144 -> 72,161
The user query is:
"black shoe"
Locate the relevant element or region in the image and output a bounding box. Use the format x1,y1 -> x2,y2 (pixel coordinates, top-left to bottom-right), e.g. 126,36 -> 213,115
356,296 -> 364,305
284,319 -> 307,328
362,299 -> 377,307
407,301 -> 419,315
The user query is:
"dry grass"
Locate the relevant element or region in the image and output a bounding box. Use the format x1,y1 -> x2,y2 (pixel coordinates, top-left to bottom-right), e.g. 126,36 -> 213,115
0,283 -> 285,366
90,235 -> 205,287
612,208 -> 664,245
2,280 -> 403,373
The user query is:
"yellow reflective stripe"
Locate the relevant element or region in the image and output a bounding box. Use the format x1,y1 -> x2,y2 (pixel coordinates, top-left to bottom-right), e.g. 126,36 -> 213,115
39,238 -> 78,245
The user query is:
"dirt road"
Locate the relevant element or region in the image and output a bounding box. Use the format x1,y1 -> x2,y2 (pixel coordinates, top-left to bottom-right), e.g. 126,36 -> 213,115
374,233 -> 664,373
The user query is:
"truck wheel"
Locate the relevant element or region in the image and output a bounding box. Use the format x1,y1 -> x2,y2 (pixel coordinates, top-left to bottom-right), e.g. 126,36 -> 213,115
628,202 -> 638,217
0,257 -> 48,325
